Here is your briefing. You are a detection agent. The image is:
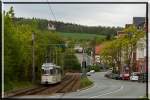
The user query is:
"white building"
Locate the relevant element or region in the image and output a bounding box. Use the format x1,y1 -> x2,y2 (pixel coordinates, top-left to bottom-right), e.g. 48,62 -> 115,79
136,36 -> 146,73
48,22 -> 56,30
136,36 -> 146,60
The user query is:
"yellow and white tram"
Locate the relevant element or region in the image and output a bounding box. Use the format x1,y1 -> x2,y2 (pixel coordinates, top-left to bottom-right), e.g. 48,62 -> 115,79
41,63 -> 62,84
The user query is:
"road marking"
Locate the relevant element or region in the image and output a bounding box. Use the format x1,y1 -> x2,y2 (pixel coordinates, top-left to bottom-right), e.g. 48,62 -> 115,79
90,85 -> 124,98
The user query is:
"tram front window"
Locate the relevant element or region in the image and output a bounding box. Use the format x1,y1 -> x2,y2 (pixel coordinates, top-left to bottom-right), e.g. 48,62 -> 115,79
42,69 -> 50,75
50,69 -> 55,75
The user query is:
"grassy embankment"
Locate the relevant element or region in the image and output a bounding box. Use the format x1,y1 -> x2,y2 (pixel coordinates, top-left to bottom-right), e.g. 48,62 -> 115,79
80,77 -> 93,89
4,81 -> 36,92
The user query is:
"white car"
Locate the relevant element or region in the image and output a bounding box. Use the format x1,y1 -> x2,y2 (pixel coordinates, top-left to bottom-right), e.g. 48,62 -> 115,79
87,70 -> 95,76
87,72 -> 91,76
130,72 -> 140,81
90,70 -> 95,73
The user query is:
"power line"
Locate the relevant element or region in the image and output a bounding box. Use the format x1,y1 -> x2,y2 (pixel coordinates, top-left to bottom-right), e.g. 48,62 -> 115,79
46,0 -> 57,21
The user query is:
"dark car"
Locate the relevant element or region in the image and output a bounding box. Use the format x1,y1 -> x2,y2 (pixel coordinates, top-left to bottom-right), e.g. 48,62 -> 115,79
104,70 -> 112,78
112,74 -> 120,80
138,73 -> 147,83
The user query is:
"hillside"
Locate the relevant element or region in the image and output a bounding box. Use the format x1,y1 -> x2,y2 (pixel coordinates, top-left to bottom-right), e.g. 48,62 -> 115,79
14,17 -> 123,36
57,32 -> 106,41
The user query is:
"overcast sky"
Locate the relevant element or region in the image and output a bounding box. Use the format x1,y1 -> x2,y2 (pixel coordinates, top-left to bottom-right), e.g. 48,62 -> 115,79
3,0 -> 147,27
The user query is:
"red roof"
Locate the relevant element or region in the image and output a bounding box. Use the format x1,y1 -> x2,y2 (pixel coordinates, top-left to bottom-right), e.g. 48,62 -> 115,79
117,31 -> 126,37
95,45 -> 103,55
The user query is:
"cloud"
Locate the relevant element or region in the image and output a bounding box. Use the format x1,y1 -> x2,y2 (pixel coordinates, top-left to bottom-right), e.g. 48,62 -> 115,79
3,2 -> 146,27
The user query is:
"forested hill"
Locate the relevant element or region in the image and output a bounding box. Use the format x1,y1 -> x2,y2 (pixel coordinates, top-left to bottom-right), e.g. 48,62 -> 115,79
14,17 -> 123,36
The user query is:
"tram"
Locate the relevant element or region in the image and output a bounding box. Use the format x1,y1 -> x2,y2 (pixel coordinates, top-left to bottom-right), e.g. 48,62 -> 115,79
41,63 -> 63,84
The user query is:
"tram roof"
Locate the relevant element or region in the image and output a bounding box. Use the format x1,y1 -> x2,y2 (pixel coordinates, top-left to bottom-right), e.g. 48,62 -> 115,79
42,63 -> 61,69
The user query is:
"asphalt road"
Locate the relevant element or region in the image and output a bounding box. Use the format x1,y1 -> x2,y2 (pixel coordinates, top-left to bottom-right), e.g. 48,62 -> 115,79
15,72 -> 146,99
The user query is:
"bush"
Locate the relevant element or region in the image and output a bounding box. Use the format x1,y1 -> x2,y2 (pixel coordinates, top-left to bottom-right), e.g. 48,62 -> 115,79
90,65 -> 100,72
63,52 -> 81,71
4,8 -> 65,91
4,81 -> 34,92
80,77 -> 93,89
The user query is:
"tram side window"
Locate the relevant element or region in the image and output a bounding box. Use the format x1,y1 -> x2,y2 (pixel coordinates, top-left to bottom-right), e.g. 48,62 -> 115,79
42,69 -> 44,74
56,68 -> 61,74
57,69 -> 60,74
56,68 -> 58,74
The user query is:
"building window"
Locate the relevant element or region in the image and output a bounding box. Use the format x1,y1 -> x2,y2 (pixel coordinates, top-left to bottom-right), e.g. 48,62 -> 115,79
140,48 -> 144,58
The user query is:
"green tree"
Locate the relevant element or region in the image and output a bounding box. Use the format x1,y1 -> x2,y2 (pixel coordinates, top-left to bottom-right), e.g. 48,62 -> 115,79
4,8 -> 66,91
100,25 -> 145,74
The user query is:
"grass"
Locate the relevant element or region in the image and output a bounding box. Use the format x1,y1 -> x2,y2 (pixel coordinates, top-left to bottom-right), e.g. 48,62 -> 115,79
57,32 -> 106,41
80,77 -> 93,89
4,81 -> 35,92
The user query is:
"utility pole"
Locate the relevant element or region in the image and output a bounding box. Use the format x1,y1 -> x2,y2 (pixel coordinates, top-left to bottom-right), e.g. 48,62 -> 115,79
32,32 -> 35,83
61,53 -> 64,77
82,46 -> 87,77
92,37 -> 96,65
55,47 -> 57,65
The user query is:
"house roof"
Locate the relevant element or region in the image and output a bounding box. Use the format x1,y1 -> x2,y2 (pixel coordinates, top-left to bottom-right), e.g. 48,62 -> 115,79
117,31 -> 126,38
125,24 -> 132,28
95,44 -> 104,55
133,17 -> 145,27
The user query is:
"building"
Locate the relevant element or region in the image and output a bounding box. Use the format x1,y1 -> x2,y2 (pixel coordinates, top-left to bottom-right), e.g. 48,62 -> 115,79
125,24 -> 132,28
133,17 -> 146,73
94,44 -> 104,64
117,31 -> 126,38
136,36 -> 146,73
74,44 -> 83,53
117,17 -> 146,74
133,17 -> 145,30
48,21 -> 56,30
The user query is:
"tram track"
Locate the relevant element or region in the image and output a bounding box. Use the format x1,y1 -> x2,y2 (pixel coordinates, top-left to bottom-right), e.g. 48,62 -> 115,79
5,73 -> 81,97
71,74 -> 80,92
56,74 -> 76,93
35,74 -> 73,95
5,86 -> 44,97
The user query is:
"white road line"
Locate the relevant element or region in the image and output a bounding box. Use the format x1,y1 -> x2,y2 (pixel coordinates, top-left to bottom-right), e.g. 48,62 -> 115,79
90,85 -> 124,98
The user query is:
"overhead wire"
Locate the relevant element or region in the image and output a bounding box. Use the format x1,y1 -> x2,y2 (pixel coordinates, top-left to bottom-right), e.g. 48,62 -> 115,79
46,0 -> 57,21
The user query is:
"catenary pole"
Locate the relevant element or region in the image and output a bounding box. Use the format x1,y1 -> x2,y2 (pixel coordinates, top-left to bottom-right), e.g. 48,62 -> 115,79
32,32 -> 35,83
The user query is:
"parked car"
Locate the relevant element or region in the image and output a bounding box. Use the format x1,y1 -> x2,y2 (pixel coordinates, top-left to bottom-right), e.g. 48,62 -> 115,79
90,70 -> 95,73
74,46 -> 83,53
104,70 -> 112,78
122,73 -> 130,80
86,72 -> 91,76
112,74 -> 120,80
130,72 -> 140,81
138,73 -> 147,83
